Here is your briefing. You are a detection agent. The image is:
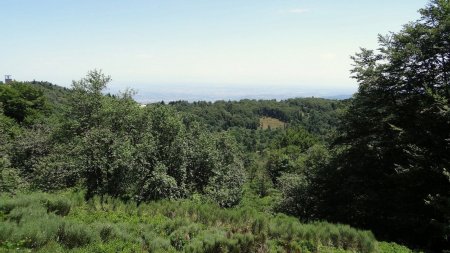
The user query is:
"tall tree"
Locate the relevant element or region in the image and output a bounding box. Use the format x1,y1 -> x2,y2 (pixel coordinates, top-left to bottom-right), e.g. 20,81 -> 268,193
315,0 -> 450,250
68,69 -> 110,135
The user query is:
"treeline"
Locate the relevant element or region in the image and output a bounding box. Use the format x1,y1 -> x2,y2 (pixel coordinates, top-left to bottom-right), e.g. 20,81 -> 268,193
168,97 -> 349,136
166,97 -> 348,154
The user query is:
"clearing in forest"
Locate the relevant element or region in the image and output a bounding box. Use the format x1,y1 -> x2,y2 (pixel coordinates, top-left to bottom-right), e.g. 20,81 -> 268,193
259,117 -> 286,130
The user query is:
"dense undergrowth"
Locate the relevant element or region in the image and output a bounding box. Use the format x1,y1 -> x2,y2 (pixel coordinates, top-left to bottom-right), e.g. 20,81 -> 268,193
0,191 -> 412,253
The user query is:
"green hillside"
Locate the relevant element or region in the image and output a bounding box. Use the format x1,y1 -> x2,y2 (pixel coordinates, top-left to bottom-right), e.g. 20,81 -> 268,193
1,1 -> 449,252
0,191 -> 411,253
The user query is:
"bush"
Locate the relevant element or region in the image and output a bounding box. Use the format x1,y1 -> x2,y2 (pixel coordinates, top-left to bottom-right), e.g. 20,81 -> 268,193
46,197 -> 71,216
12,215 -> 61,248
0,168 -> 28,194
95,223 -> 119,242
35,241 -> 65,253
185,228 -> 255,253
7,204 -> 48,223
268,216 -> 377,253
0,193 -> 47,214
57,222 -> 98,248
205,164 -> 246,208
64,239 -> 141,253
0,221 -> 16,242
0,191 -> 412,252
378,242 -> 413,253
147,237 -> 175,253
169,224 -> 203,250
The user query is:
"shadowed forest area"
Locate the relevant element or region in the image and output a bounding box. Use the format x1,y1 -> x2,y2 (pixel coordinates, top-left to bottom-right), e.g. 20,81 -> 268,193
1,0 -> 449,252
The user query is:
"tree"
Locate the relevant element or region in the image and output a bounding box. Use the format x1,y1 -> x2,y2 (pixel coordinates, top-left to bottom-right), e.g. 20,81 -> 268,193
0,82 -> 48,123
315,1 -> 450,250
133,105 -> 189,201
63,70 -> 137,199
276,144 -> 330,220
185,123 -> 220,193
0,107 -> 27,194
205,133 -> 246,207
80,127 -> 135,199
67,69 -> 111,135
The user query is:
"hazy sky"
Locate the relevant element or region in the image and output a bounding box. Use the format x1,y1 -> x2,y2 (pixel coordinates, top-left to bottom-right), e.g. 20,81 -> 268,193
1,0 -> 427,96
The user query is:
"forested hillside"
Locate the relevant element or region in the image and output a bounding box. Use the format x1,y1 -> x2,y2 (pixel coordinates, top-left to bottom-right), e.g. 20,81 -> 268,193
0,71 -> 381,253
168,97 -> 348,135
0,73 -> 411,253
1,0 -> 449,252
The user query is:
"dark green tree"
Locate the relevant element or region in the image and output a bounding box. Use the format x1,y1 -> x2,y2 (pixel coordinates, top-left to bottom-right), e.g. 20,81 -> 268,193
205,133 -> 246,207
0,106 -> 27,193
315,1 -> 450,250
80,127 -> 135,199
0,82 -> 48,123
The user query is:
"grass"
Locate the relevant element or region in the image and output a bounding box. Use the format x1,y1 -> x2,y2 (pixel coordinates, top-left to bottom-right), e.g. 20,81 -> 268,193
0,191 -> 412,253
259,117 -> 286,130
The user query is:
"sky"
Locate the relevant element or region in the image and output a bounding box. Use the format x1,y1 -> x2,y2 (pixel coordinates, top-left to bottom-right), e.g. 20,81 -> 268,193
0,0 -> 428,101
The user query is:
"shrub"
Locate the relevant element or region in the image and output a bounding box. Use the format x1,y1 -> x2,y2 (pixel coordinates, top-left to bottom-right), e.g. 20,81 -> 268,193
95,223 -> 119,242
267,216 -> 378,253
57,222 -> 98,248
185,228 -> 255,253
169,224 -> 203,250
205,164 -> 246,208
46,197 -> 71,216
8,204 -> 48,223
12,216 -> 61,248
0,221 -> 16,242
35,241 -> 65,253
0,168 -> 28,194
378,242 -> 413,253
138,163 -> 181,201
0,191 -> 412,253
0,193 -> 47,214
147,237 -> 175,253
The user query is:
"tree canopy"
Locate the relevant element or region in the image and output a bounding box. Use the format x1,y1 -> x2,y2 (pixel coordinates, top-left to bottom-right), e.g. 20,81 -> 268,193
311,0 -> 450,250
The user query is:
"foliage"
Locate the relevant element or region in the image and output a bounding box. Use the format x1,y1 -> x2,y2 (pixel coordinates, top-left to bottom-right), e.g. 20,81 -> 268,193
0,82 -> 49,124
204,133 -> 246,207
311,0 -> 450,250
275,144 -> 330,220
377,242 -> 415,253
28,80 -> 72,113
0,191 -> 395,253
0,16 -> 441,250
169,97 -> 348,137
0,70 -> 247,207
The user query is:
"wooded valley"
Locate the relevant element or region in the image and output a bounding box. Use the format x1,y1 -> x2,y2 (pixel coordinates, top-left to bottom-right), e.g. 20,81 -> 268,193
1,1 -> 449,252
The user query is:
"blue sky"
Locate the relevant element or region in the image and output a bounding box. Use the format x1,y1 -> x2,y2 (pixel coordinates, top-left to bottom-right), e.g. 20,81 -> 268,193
0,0 -> 428,100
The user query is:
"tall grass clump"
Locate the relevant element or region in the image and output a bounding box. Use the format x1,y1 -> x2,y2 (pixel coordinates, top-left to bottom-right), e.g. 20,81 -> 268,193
169,224 -> 203,250
184,228 -> 252,253
0,192 -> 48,214
0,221 -> 16,242
267,214 -> 378,253
0,191 -> 98,250
94,223 -> 120,242
57,221 -> 98,248
45,196 -> 72,216
147,237 -> 175,253
10,213 -> 62,248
